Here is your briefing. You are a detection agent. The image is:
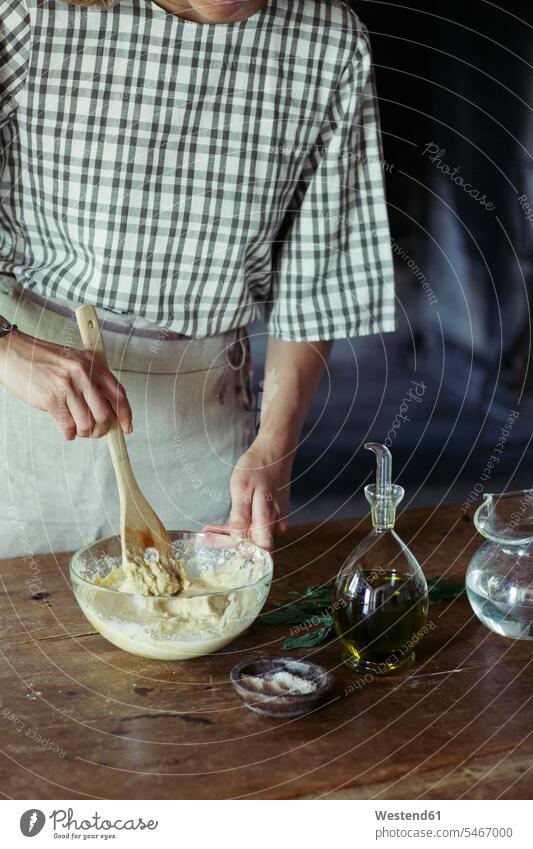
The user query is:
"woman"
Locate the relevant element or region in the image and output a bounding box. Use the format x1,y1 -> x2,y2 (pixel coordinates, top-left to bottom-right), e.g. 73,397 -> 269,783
0,0 -> 395,557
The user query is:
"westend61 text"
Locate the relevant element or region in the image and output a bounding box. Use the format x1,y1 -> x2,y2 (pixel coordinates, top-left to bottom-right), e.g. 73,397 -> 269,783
375,809 -> 441,821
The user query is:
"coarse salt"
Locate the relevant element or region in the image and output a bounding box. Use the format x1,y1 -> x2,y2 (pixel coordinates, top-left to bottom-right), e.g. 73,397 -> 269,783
241,670 -> 317,696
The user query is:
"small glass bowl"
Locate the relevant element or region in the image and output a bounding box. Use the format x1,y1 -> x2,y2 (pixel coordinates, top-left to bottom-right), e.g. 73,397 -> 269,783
70,531 -> 273,660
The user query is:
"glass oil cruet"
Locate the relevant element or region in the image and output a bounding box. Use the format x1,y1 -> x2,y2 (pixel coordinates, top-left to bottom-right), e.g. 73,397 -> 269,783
333,443 -> 429,675
466,489 -> 533,639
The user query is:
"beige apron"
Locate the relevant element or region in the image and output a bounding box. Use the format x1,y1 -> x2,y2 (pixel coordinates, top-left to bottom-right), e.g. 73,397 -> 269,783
0,276 -> 255,558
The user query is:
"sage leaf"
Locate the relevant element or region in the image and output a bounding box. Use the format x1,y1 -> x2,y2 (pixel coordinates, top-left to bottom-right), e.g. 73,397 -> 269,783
282,621 -> 335,650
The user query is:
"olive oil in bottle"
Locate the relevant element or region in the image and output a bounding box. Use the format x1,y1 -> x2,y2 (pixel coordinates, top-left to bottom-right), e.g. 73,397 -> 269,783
333,444 -> 429,675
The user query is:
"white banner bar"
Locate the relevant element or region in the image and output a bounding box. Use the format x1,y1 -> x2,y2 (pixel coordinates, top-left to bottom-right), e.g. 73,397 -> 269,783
3,799 -> 530,848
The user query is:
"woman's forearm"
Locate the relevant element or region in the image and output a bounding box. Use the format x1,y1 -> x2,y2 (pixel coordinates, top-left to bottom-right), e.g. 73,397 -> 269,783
202,336 -> 333,546
255,336 -> 333,456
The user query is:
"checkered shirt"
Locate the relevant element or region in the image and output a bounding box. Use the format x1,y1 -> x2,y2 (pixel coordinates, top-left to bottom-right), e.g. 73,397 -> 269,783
0,0 -> 395,339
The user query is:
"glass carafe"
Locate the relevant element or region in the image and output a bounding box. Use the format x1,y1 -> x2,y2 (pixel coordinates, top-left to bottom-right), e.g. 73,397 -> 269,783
466,489 -> 533,639
333,444 -> 429,675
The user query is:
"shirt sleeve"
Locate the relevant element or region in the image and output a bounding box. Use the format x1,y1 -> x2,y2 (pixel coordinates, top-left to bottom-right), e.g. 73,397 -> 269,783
0,0 -> 30,130
0,0 -> 30,266
265,25 -> 396,341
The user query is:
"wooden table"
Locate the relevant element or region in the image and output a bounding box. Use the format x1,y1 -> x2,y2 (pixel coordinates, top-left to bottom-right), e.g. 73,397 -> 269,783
0,504 -> 531,800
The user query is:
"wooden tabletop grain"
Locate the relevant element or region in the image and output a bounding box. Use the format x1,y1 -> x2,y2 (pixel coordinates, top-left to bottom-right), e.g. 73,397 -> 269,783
0,503 -> 531,800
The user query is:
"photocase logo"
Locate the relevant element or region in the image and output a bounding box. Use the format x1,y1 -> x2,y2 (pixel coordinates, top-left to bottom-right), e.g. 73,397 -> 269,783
20,809 -> 46,837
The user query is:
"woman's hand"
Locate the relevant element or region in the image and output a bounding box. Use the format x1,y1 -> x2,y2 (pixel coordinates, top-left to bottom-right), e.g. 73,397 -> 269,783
229,437 -> 293,548
0,328 -> 132,440
204,436 -> 292,550
204,336 -> 332,550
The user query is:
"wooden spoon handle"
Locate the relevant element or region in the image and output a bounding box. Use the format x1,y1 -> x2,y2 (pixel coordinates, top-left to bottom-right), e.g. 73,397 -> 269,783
75,305 -> 137,503
76,304 -> 110,369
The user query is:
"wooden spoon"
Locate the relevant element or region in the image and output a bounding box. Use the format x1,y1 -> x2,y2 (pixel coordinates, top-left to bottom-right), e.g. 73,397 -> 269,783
75,305 -> 183,596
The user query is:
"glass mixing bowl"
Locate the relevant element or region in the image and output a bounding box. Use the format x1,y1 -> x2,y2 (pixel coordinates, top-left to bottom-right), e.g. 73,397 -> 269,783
70,531 -> 273,660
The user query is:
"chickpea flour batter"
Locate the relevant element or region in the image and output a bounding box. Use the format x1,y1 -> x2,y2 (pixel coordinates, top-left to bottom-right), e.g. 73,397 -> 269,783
75,540 -> 272,659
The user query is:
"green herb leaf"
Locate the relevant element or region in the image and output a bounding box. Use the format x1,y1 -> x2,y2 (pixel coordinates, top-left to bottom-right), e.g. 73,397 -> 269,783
427,577 -> 464,603
260,583 -> 334,626
260,607 -> 312,625
282,620 -> 335,650
261,575 -> 464,650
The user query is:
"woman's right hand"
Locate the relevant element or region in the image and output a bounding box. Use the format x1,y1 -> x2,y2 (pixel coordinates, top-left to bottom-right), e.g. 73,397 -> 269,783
0,327 -> 132,440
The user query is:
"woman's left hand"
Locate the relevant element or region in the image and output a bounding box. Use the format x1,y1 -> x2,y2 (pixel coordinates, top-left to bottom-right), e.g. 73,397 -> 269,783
203,437 -> 292,550
203,337 -> 333,551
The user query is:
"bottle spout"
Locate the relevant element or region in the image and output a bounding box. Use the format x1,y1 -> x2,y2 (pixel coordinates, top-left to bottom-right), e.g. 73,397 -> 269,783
365,442 -> 392,496
364,442 -> 404,529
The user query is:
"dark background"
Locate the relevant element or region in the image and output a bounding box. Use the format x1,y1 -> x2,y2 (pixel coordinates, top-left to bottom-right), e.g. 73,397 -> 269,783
251,0 -> 533,523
